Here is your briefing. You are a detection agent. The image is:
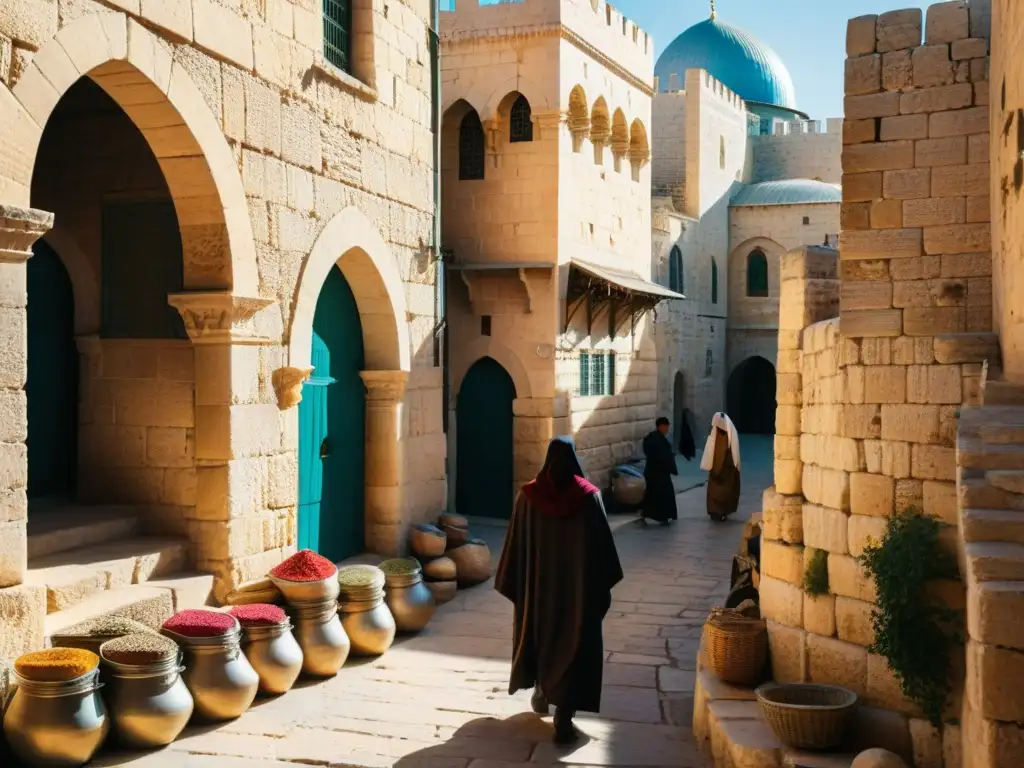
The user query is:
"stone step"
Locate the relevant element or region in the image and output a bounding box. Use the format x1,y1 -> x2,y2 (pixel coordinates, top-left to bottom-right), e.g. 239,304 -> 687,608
43,572 -> 214,641
962,508 -> 1024,545
26,536 -> 190,614
960,475 -> 1024,511
934,332 -> 1001,365
27,506 -> 140,560
965,542 -> 1024,582
984,380 -> 1024,406
987,470 -> 1024,496
967,580 -> 1024,651
957,404 -> 1024,441
958,437 -> 1024,471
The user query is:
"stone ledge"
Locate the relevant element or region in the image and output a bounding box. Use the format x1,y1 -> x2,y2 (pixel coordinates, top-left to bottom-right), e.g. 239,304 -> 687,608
311,56 -> 379,102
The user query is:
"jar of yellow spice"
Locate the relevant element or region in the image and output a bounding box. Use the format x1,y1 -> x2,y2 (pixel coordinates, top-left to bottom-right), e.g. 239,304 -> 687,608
3,648 -> 110,765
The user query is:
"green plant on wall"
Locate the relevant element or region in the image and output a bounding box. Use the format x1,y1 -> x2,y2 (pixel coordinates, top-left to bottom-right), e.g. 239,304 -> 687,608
859,509 -> 962,726
803,548 -> 829,596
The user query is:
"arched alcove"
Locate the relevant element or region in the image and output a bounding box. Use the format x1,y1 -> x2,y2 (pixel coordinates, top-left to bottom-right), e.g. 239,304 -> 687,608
726,356 -> 777,434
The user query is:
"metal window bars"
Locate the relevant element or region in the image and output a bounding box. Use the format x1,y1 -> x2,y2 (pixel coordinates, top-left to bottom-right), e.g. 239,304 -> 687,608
323,0 -> 352,72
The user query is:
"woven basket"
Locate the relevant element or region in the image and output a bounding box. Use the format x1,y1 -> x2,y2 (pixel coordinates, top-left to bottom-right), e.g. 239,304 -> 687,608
704,608 -> 768,685
755,683 -> 858,750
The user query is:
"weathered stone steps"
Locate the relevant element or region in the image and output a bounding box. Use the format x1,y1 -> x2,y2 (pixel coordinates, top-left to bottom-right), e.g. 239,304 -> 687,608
959,475 -> 1024,511
964,542 -> 1024,582
26,536 -> 190,613
986,470 -> 1024,496
43,574 -> 214,640
27,505 -> 140,560
957,437 -> 1024,471
967,580 -> 1024,652
982,380 -> 1024,406
962,508 -> 1024,546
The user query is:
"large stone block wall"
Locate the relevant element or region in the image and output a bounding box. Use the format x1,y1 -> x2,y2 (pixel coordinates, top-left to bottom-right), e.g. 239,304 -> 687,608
0,0 -> 444,613
749,121 -> 844,185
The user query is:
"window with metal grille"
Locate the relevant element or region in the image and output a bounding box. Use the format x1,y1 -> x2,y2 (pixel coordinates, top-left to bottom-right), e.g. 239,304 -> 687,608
746,249 -> 768,297
711,257 -> 719,304
459,110 -> 485,180
323,0 -> 353,72
575,351 -> 616,397
669,246 -> 684,294
509,95 -> 533,143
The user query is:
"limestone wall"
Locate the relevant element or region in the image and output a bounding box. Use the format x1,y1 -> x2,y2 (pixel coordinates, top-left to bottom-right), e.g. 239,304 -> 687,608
749,121 -> 844,185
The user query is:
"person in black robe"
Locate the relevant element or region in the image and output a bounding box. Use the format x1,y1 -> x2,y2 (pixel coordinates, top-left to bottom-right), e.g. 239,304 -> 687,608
678,408 -> 696,462
642,417 -> 678,525
495,436 -> 624,745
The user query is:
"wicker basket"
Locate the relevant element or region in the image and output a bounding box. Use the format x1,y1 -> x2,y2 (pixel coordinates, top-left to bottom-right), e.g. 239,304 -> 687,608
704,608 -> 768,685
755,683 -> 858,750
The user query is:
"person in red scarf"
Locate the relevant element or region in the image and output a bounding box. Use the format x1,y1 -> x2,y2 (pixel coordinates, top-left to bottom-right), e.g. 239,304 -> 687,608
495,436 -> 624,744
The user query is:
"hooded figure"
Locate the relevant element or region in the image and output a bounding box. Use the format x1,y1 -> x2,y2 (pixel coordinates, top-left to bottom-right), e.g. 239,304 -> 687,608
700,412 -> 742,521
495,436 -> 624,744
642,417 -> 679,524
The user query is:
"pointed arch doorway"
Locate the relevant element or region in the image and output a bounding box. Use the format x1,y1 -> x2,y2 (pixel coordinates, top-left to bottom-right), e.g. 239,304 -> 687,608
456,357 -> 516,520
297,266 -> 366,563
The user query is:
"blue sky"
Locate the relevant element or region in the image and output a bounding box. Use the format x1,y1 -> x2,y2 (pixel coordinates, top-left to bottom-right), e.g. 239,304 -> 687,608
610,0 -> 932,119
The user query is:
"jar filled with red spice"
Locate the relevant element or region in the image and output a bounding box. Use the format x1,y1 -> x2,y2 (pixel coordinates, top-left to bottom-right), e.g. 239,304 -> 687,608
228,604 -> 304,695
160,610 -> 259,722
269,550 -> 340,604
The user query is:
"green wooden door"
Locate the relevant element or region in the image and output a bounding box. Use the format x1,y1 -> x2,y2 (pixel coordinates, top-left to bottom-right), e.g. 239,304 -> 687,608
27,240 -> 79,500
297,266 -> 365,562
456,357 -> 516,520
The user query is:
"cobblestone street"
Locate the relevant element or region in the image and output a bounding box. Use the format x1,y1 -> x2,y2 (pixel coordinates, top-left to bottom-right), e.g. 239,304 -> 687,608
94,439 -> 772,768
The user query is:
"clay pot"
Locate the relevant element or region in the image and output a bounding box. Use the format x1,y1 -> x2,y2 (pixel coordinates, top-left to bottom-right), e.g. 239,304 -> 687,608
438,513 -> 468,529
425,581 -> 457,605
448,539 -> 492,587
422,557 -> 456,582
410,524 -> 446,559
851,750 -> 908,768
443,524 -> 470,549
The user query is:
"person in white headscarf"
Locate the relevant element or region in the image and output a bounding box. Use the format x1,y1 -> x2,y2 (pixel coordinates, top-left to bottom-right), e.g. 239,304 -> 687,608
700,412 -> 741,521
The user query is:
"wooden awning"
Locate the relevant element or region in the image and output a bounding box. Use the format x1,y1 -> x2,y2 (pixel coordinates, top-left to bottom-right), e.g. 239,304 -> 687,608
565,258 -> 684,336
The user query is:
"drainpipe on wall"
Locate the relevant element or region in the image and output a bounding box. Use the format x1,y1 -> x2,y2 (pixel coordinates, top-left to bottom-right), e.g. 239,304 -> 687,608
429,0 -> 448,438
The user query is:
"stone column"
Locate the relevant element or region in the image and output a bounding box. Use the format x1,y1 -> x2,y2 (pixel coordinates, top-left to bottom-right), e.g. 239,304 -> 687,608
168,291 -> 278,601
0,205 -> 53,682
360,370 -> 408,556
0,205 -> 53,589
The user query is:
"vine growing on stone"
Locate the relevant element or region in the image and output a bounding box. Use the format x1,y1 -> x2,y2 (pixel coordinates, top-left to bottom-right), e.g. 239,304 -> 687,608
802,548 -> 829,596
858,509 -> 962,726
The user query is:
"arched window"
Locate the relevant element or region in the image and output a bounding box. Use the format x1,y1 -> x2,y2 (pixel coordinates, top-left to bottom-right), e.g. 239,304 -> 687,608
669,246 -> 684,293
711,257 -> 719,304
719,136 -> 726,170
510,95 -> 533,143
746,249 -> 769,297
459,111 -> 485,181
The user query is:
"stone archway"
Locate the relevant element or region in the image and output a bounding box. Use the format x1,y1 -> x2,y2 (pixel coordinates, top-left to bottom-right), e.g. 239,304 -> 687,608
287,206 -> 411,556
726,356 -> 777,435
0,13 -> 269,601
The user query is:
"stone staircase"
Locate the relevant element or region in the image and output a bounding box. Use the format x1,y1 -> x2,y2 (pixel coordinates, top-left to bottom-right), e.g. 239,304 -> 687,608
25,506 -> 214,640
956,374 -> 1024,763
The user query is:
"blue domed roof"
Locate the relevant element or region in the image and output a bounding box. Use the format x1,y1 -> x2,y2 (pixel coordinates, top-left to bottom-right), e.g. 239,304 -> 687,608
730,179 -> 841,208
655,17 -> 797,110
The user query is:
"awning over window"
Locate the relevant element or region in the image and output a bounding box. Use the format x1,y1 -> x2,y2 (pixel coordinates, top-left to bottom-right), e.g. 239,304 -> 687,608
565,258 -> 684,336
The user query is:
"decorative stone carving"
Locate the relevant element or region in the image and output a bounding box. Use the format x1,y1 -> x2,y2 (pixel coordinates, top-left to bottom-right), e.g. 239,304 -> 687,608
360,370 -> 409,406
167,291 -> 274,345
0,205 -> 54,264
272,366 -> 314,410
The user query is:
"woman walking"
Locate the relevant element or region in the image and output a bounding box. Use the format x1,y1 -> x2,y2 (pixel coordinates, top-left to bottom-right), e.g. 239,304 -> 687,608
495,436 -> 623,744
701,412 -> 741,521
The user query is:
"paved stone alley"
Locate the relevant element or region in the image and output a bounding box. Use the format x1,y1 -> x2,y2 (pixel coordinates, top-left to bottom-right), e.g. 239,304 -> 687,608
93,437 -> 773,768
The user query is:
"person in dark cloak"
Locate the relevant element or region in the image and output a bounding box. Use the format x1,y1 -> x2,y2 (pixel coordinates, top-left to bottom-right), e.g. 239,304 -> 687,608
700,411 -> 742,521
495,436 -> 624,745
678,408 -> 696,462
641,417 -> 678,525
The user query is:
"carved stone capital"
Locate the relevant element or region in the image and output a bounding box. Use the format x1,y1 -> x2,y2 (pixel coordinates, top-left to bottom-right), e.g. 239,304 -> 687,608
167,291 -> 274,345
360,370 -> 409,406
272,366 -> 314,410
0,205 -> 54,264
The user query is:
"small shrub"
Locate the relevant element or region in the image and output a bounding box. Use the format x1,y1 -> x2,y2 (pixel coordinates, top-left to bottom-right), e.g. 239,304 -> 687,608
803,548 -> 829,597
859,508 -> 962,726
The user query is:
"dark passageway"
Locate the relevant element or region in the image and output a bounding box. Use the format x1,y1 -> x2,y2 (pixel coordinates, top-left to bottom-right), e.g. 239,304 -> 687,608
726,356 -> 777,434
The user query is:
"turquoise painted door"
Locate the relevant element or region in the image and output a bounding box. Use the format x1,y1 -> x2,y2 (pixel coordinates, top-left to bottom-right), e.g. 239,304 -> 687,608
297,266 -> 365,562
26,240 -> 79,500
456,357 -> 516,520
